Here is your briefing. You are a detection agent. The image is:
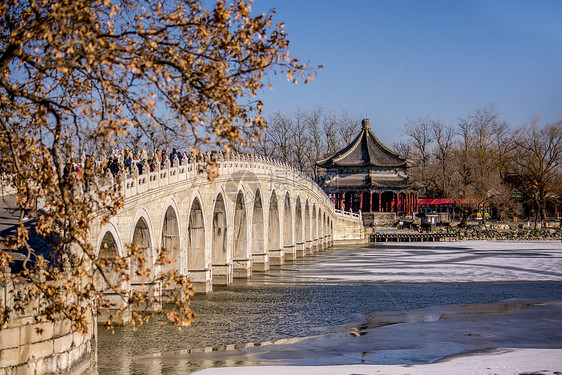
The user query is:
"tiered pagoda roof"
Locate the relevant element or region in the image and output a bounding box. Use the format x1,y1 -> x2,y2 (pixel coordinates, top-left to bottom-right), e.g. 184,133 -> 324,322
317,118 -> 411,192
316,119 -> 407,169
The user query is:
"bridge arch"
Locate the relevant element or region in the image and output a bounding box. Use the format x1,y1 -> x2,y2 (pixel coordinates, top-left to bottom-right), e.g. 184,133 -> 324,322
252,189 -> 265,256
312,204 -> 317,246
317,209 -> 323,248
212,192 -> 228,266
187,195 -> 206,272
323,212 -> 327,241
130,208 -> 155,283
96,221 -> 125,289
97,220 -> 125,258
268,190 -> 280,253
160,197 -> 182,274
233,190 -> 248,260
283,192 -> 293,249
295,196 -> 302,244
304,200 -> 311,249
317,209 -> 321,236
329,219 -> 334,244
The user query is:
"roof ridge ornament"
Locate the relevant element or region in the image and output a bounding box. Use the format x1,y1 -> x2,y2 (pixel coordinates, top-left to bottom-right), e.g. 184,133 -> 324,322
362,118 -> 371,130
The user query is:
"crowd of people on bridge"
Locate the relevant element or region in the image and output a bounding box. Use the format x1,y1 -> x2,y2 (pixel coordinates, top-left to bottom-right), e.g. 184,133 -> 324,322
61,147 -> 293,194
105,147 -> 193,177
61,147 -> 236,192
64,148 -> 195,181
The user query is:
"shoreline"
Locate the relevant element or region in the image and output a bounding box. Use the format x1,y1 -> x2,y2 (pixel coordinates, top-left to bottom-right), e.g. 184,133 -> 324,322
191,347 -> 562,375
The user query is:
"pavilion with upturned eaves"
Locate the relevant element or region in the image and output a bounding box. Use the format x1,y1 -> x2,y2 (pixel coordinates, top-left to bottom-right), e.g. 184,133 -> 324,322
316,118 -> 418,219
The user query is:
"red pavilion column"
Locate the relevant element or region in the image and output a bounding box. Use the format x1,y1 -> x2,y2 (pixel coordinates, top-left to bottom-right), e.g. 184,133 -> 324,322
408,193 -> 412,213
359,192 -> 363,212
338,192 -> 343,210
407,193 -> 410,213
369,192 -> 373,212
378,192 -> 382,212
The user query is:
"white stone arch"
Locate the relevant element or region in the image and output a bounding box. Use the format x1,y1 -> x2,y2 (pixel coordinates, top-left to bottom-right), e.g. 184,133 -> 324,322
312,204 -> 318,241
283,192 -> 293,248
211,191 -> 229,266
251,188 -> 265,256
160,196 -> 183,274
186,191 -> 207,271
97,220 -> 125,258
304,199 -> 311,243
233,189 -> 249,260
317,208 -> 323,240
96,220 -> 125,291
268,189 -> 280,251
295,195 -> 303,244
129,206 -> 156,283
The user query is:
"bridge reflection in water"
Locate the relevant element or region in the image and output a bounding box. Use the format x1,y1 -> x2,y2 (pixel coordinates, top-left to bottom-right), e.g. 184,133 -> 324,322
90,153 -> 365,321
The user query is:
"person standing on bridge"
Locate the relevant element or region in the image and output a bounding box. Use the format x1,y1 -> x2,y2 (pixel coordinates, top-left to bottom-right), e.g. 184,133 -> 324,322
170,148 -> 177,167
83,154 -> 94,192
162,149 -> 170,169
124,148 -> 132,173
108,157 -> 120,177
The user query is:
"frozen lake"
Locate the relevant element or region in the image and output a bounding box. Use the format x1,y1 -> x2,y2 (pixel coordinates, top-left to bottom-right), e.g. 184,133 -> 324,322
246,240 -> 562,284
97,241 -> 562,374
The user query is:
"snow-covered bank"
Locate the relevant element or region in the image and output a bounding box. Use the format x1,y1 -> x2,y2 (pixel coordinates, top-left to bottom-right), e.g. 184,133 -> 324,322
192,348 -> 562,375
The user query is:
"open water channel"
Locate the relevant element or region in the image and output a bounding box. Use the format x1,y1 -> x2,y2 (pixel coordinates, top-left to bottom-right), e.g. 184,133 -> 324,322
97,241 -> 562,374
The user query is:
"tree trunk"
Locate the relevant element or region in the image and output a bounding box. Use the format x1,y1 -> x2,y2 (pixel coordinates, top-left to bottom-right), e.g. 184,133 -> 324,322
481,203 -> 487,229
459,209 -> 471,227
533,199 -> 540,229
540,203 -> 547,224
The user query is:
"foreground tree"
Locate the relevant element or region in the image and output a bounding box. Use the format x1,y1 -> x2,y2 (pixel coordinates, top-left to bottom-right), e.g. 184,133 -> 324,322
0,0 -> 311,331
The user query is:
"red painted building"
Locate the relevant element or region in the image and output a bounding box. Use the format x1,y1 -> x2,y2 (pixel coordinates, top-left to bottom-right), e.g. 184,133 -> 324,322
418,198 -> 487,219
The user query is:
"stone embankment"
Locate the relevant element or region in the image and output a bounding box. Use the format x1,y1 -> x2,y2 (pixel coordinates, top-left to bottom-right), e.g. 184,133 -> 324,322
449,224 -> 562,241
0,268 -> 96,375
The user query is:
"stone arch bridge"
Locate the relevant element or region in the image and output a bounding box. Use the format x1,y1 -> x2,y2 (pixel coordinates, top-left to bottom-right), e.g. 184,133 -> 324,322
90,154 -> 365,294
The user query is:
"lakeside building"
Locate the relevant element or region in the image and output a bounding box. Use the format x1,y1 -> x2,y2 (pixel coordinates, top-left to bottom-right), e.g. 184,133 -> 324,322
316,118 -> 417,225
418,197 -> 489,221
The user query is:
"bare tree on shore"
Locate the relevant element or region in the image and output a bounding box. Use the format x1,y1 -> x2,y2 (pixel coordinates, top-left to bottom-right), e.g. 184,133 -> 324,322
511,120 -> 562,226
400,107 -> 558,226
251,108 -> 359,178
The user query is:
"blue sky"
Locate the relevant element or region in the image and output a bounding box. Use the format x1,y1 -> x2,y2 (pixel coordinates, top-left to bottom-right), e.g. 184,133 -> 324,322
252,0 -> 562,145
